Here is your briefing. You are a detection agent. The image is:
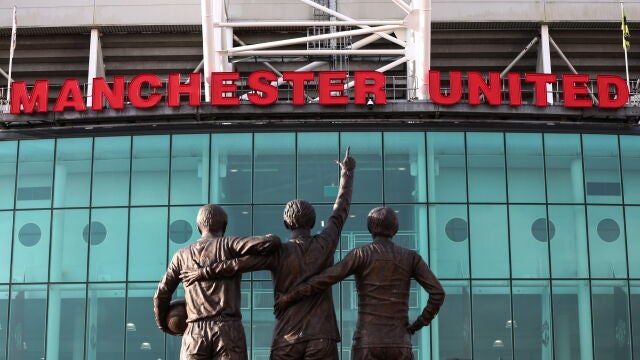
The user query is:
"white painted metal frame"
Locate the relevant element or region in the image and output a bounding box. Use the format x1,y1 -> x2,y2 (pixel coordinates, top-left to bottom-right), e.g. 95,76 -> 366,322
200,0 -> 431,100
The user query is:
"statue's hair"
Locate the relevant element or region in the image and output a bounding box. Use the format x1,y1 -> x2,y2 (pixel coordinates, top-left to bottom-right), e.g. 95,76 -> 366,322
196,204 -> 228,235
283,199 -> 316,230
367,207 -> 399,237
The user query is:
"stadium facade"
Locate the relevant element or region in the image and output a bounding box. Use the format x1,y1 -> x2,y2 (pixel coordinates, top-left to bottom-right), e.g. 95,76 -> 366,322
1,0 -> 640,359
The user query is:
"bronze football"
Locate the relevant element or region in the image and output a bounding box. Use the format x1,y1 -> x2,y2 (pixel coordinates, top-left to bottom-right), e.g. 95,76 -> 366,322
166,298 -> 187,336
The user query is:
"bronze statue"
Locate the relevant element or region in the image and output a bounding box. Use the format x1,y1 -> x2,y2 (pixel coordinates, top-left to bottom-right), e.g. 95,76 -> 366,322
180,148 -> 355,360
153,204 -> 281,360
274,207 -> 445,360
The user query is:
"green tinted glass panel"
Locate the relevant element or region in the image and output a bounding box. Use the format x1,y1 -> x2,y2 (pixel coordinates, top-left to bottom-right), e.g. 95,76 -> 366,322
552,280 -> 593,359
512,280 -> 553,360
128,207 -> 167,281
340,204 -> 382,255
168,206 -> 200,260
591,281 -> 631,360
384,132 -> 427,203
620,136 -> 640,204
340,280 -> 357,350
86,283 -> 125,360
254,133 -> 295,204
297,132 -> 339,203
46,284 -> 86,359
509,205 -> 550,278
427,132 -> 467,202
0,141 -> 17,210
549,205 -> 589,278
467,133 -> 506,203
12,210 -> 51,283
0,286 -> 7,360
631,281 -> 640,359
8,285 -> 47,359
252,205 -> 285,280
131,135 -> 169,205
170,134 -> 210,205
225,205 -> 253,239
428,204 -> 469,278
506,133 -> 546,203
471,281 -> 512,360
470,205 -> 509,278
583,135 -> 622,204
625,206 -> 640,278
341,132 -> 382,203
53,138 -> 92,207
92,136 -> 131,207
16,139 -> 54,209
587,206 -> 627,278
545,134 -> 584,203
432,280 -> 471,359
50,209 -> 89,282
211,133 -> 252,204
126,283 -> 165,359
387,204 -> 428,259
252,281 -> 274,354
0,212 -> 12,283
89,208 -> 128,282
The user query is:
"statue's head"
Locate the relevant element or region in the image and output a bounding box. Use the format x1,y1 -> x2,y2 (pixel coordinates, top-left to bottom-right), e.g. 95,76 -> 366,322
196,204 -> 228,235
367,207 -> 399,238
283,199 -> 316,231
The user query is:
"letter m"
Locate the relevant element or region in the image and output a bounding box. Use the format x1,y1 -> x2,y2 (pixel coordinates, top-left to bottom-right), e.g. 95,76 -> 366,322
10,80 -> 49,114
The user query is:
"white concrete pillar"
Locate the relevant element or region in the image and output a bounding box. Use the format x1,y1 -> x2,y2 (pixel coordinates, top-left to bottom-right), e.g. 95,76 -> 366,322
406,0 -> 431,100
537,25 -> 554,105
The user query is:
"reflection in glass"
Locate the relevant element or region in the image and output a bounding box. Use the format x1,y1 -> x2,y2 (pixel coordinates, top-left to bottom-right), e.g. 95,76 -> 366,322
552,280 -> 593,360
126,283 -> 165,359
472,281 -> 513,360
506,133 -> 546,203
509,205 -> 550,278
0,286 -> 7,360
12,210 -> 51,283
16,139 -> 54,209
429,204 -> 468,278
252,281 -> 274,354
0,212 -> 12,283
50,209 -> 89,282
625,206 -> 640,278
297,132 -> 339,203
470,205 -> 509,278
86,283 -> 125,360
631,281 -> 640,360
384,132 -> 427,203
432,280 -> 472,360
427,132 -> 467,202
582,135 -> 622,204
341,132 -> 382,203
89,208 -> 128,282
53,138 -> 92,208
512,280 -> 553,359
549,205 -> 589,278
545,134 -> 584,203
467,133 -> 506,203
591,281 -> 632,360
587,206 -> 627,278
0,141 -> 17,210
620,136 -> 640,204
128,207 -> 167,281
211,133 -> 252,204
8,285 -> 47,360
131,135 -> 170,205
46,284 -> 86,359
171,134 -> 210,205
254,133 -> 295,204
92,136 -> 131,207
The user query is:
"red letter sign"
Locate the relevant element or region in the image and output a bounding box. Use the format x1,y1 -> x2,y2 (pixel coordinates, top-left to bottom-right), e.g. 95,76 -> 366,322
283,72 -> 314,105
354,71 -> 386,105
167,73 -> 201,107
468,71 -> 501,105
563,74 -> 592,108
10,80 -> 49,114
128,74 -> 163,109
92,76 -> 125,110
319,71 -> 348,105
507,73 -> 522,106
53,79 -> 87,112
597,75 -> 629,108
210,72 -> 240,106
429,70 -> 462,105
525,73 -> 556,107
247,70 -> 278,105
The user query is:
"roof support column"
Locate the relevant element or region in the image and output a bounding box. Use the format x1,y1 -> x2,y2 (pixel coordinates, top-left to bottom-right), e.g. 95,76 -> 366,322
202,0 -> 230,101
406,0 -> 430,100
537,24 -> 553,105
86,28 -> 105,108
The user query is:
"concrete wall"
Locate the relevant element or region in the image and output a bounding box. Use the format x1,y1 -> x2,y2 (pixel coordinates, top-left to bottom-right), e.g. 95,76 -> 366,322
1,0 -> 640,28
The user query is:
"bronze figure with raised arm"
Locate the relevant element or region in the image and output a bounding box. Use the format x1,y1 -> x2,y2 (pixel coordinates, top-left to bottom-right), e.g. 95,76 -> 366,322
153,204 -> 281,360
274,207 -> 445,360
180,148 -> 356,360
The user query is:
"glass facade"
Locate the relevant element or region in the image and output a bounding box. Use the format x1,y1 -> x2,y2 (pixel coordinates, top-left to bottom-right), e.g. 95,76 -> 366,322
0,131 -> 639,360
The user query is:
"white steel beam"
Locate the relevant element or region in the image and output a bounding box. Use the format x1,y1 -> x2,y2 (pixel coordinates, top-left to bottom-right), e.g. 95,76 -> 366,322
227,25 -> 402,54
87,29 -> 105,108
217,20 -> 404,27
390,0 -> 411,14
537,24 -> 553,105
299,0 -> 405,47
202,0 -> 230,101
235,49 -> 405,56
405,0 -> 431,99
